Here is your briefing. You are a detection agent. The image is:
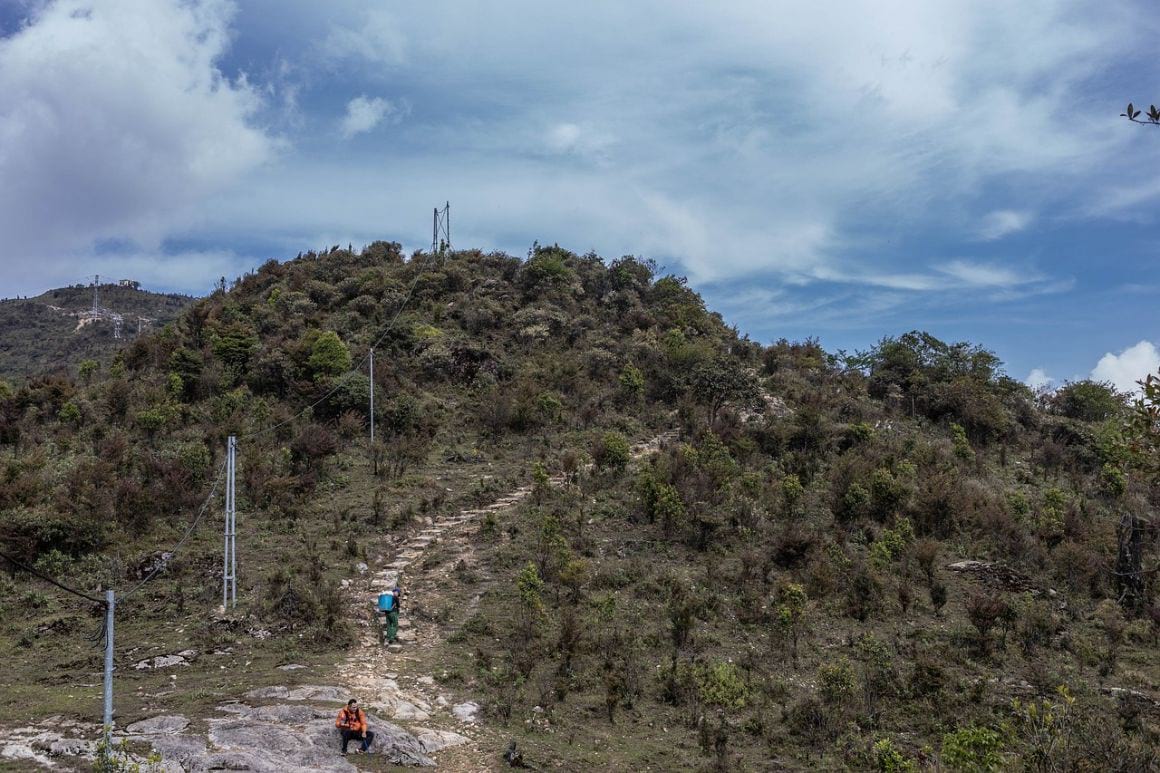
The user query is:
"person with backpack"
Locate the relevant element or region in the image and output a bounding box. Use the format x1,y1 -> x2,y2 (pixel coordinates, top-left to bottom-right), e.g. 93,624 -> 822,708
336,699 -> 374,755
385,585 -> 401,645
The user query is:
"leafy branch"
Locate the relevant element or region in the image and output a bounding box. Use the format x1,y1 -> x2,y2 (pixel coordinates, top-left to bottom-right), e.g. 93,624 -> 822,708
1120,102 -> 1160,126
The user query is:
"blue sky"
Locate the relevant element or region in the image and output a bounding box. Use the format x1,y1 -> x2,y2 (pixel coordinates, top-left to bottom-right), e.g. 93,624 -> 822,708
1,0 -> 1159,390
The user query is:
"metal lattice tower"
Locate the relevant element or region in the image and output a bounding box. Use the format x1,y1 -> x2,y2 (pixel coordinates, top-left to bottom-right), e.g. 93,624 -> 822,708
92,275 -> 100,316
432,201 -> 450,257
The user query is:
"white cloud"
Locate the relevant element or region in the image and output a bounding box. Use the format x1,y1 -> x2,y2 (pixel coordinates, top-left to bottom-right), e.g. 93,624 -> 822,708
339,96 -> 397,139
808,259 -> 1057,295
0,0 -> 276,290
320,9 -> 407,67
1091,340 -> 1160,394
977,210 -> 1033,241
544,122 -> 613,160
1025,368 -> 1054,390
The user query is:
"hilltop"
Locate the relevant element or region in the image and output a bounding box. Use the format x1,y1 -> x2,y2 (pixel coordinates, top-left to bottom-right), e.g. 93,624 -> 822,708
0,282 -> 193,382
0,243 -> 1157,771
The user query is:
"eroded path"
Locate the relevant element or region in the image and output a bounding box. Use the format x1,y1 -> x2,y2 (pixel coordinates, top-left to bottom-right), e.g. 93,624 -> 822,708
331,428 -> 679,769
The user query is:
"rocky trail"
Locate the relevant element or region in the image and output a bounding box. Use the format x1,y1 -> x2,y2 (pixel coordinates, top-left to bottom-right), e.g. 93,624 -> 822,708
0,429 -> 677,771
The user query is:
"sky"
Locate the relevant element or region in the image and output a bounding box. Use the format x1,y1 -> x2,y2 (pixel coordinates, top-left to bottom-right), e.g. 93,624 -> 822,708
1,0 -> 1159,392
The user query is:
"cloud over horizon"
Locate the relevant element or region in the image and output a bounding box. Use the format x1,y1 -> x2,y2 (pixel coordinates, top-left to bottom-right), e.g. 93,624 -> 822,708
0,0 -> 276,289
1092,340 -> 1160,394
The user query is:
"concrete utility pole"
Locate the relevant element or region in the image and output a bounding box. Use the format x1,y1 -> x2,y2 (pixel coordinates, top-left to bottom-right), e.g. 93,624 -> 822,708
222,436 -> 237,607
102,590 -> 115,749
369,348 -> 376,446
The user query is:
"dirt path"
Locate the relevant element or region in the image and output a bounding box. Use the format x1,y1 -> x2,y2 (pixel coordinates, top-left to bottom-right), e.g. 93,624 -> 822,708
333,429 -> 679,769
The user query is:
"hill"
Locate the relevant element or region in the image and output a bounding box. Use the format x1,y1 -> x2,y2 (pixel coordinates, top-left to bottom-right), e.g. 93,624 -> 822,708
0,282 -> 193,382
0,243 -> 1157,771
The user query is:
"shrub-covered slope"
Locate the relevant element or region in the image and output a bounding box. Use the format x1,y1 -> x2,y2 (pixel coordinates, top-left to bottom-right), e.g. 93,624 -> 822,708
0,243 -> 1157,771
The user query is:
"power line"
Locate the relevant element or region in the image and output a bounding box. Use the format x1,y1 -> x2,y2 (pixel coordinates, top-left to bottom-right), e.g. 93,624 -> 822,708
236,251 -> 437,442
0,549 -> 104,605
120,458 -> 228,601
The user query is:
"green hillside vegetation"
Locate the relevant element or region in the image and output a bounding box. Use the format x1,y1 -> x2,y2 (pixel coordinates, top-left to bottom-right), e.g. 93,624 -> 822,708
0,243 -> 1157,770
0,283 -> 192,382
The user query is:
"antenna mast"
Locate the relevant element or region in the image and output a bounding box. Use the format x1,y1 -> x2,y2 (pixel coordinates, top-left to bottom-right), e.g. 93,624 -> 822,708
431,201 -> 450,260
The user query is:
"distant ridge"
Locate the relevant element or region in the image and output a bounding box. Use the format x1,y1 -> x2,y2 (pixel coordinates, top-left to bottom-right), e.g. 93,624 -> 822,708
0,282 -> 194,382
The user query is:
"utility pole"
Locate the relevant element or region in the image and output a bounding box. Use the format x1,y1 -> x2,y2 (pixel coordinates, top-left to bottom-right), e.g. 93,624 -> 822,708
102,590 -> 115,751
222,436 -> 237,608
369,349 -> 377,475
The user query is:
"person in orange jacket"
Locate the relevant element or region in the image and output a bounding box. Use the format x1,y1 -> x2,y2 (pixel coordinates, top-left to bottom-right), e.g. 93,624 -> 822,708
336,698 -> 375,755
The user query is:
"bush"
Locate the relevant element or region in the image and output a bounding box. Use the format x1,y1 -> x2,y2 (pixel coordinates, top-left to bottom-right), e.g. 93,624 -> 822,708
818,658 -> 856,705
696,661 -> 749,709
873,738 -> 918,773
290,424 -> 337,469
308,331 -> 352,378
1050,380 -> 1125,421
593,431 -> 631,471
0,507 -> 107,563
941,724 -> 1004,772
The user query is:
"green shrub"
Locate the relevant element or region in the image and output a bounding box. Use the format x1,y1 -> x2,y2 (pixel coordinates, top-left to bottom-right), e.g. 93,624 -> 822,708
776,582 -> 808,667
873,738 -> 917,773
870,517 -> 914,569
57,401 -> 81,425
619,362 -> 645,401
951,422 -> 974,461
696,661 -> 749,709
593,431 -> 631,471
845,422 -> 875,447
135,404 -> 176,435
1050,380 -> 1124,421
941,724 -> 1004,772
818,658 -> 856,705
308,331 -> 352,378
78,359 -> 99,384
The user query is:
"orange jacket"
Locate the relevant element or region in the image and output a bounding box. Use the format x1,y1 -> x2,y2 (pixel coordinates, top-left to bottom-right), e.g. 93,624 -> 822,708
335,707 -> 367,733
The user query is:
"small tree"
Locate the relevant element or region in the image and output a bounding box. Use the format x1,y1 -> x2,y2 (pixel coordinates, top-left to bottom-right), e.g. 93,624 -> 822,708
690,355 -> 759,426
618,362 -> 645,402
308,331 -> 352,379
78,359 -> 99,384
516,562 -> 546,640
776,582 -> 808,668
965,593 -> 1009,656
1050,380 -> 1125,421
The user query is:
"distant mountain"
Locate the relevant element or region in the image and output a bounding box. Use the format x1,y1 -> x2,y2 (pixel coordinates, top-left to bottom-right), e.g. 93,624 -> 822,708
0,281 -> 194,382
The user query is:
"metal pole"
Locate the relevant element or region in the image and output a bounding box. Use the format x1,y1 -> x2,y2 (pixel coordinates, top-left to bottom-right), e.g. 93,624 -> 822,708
103,590 -> 114,747
223,436 -> 236,608
229,436 -> 237,607
222,440 -> 229,607
369,349 -> 375,447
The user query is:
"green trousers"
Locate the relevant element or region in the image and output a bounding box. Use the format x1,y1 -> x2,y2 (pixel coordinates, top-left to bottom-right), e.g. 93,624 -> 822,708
385,608 -> 399,643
